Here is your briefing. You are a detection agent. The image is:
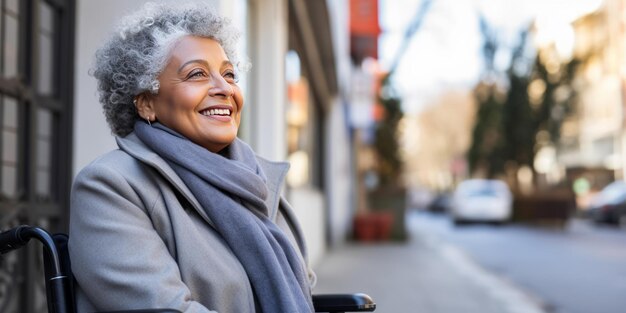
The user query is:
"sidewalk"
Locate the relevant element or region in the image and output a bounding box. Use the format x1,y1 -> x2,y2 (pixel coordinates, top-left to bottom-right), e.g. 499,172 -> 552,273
313,213 -> 547,313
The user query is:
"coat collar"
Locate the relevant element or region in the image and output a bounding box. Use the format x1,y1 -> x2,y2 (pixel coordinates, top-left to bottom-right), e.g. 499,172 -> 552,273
116,133 -> 289,225
256,156 -> 290,221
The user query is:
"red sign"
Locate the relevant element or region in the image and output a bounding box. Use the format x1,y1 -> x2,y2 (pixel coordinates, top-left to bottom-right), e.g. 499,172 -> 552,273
350,0 -> 381,36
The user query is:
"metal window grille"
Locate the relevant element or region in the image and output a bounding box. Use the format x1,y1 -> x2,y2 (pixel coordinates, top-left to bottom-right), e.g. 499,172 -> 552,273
0,0 -> 75,312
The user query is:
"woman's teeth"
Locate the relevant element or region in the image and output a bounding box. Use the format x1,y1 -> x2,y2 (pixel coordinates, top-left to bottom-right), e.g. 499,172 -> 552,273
202,109 -> 231,116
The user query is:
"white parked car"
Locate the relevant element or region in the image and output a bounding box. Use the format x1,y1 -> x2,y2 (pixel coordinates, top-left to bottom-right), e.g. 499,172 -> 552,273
451,179 -> 513,225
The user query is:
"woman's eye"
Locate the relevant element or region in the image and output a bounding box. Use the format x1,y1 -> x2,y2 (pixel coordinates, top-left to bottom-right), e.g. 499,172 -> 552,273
188,70 -> 206,79
223,71 -> 239,83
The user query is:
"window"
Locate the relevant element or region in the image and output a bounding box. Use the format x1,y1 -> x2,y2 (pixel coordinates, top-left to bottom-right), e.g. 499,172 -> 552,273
0,1 -> 75,312
285,50 -> 311,187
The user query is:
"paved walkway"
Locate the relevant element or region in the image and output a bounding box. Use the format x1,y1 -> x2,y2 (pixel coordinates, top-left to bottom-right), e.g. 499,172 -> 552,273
313,212 -> 547,313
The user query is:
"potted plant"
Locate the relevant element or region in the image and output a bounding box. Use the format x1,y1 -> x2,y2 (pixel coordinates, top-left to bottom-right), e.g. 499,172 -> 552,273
365,81 -> 408,241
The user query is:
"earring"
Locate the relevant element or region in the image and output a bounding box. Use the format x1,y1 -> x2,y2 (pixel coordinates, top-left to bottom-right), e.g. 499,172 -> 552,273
145,117 -> 152,126
133,99 -> 138,105
150,81 -> 160,94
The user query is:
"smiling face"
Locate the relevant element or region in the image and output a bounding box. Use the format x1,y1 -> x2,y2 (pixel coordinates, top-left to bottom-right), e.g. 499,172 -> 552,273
136,36 -> 243,153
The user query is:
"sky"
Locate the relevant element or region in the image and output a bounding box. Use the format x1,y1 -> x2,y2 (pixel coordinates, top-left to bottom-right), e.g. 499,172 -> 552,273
379,0 -> 605,113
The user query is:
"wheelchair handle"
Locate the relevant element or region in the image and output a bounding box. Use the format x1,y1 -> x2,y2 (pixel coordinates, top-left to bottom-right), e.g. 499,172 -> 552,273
0,225 -> 71,313
0,225 -> 30,254
0,225 -> 63,275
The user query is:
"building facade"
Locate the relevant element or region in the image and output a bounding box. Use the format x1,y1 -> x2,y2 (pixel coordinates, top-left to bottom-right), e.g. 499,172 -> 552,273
0,0 -> 75,311
557,1 -> 625,195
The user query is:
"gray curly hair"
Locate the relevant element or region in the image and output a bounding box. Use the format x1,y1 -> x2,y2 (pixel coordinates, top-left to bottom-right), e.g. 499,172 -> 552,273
93,2 -> 245,136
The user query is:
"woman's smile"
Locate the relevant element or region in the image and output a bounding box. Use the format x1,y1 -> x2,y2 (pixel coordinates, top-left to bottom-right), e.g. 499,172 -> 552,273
199,105 -> 234,122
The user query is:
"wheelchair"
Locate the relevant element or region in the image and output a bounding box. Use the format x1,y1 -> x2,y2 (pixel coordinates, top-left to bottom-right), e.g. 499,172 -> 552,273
0,225 -> 376,313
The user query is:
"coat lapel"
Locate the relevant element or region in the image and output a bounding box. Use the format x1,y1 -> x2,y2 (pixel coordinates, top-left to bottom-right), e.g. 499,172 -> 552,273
116,133 -> 216,229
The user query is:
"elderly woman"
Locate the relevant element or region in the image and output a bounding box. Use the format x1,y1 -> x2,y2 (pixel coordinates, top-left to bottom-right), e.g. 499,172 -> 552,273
69,3 -> 315,312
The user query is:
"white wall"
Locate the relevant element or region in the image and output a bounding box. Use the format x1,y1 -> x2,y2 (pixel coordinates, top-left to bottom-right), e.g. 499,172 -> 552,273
325,0 -> 355,246
73,0 -> 138,176
288,187 -> 326,266
246,0 -> 288,161
325,97 -> 354,246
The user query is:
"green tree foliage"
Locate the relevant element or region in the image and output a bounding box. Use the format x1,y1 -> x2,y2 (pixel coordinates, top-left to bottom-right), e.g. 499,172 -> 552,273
467,15 -> 506,177
501,31 -> 535,170
467,88 -> 505,177
532,52 -> 580,143
468,19 -> 581,180
374,77 -> 404,186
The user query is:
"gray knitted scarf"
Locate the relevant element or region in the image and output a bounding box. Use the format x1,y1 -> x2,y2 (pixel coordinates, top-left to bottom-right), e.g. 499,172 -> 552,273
134,121 -> 314,313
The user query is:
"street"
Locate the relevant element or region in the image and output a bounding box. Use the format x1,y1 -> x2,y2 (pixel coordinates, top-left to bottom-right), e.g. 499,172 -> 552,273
314,210 -> 626,313
409,211 -> 626,313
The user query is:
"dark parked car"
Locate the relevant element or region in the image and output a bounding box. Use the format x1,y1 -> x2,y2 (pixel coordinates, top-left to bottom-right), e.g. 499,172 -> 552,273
591,202 -> 626,227
588,181 -> 626,227
427,193 -> 452,213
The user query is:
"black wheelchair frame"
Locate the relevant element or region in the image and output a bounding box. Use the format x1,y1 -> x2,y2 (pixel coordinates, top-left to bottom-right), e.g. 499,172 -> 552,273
0,225 -> 376,313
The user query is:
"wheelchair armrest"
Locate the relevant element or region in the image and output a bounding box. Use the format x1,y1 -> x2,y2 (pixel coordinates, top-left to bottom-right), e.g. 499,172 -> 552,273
96,309 -> 182,313
313,293 -> 376,312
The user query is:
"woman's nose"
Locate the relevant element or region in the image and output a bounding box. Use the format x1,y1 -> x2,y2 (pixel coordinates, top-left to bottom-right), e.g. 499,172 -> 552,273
208,74 -> 234,98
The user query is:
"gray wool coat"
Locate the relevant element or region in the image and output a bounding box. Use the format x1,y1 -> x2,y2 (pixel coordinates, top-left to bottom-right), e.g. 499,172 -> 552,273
68,133 -> 315,313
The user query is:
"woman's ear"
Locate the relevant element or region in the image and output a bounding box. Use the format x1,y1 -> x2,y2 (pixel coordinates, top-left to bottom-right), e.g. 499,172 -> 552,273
134,93 -> 156,122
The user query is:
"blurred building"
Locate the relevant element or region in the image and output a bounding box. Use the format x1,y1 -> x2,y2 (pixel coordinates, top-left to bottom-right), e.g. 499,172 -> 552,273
349,0 -> 380,63
0,0 -> 357,311
613,0 -> 626,182
284,0 -> 355,259
555,0 -> 625,198
346,0 -> 383,214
